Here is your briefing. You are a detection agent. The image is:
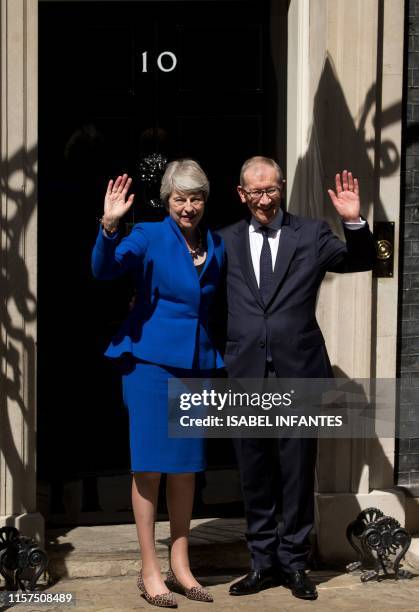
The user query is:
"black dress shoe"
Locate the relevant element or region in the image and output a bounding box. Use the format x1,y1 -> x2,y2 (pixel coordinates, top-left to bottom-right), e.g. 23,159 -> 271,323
281,569 -> 318,600
229,568 -> 277,596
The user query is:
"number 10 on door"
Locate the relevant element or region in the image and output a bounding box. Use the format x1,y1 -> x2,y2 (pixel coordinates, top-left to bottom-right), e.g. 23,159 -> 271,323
141,51 -> 177,73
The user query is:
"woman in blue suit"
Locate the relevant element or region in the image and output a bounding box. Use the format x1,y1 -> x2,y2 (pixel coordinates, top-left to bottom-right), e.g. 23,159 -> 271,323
92,160 -> 224,607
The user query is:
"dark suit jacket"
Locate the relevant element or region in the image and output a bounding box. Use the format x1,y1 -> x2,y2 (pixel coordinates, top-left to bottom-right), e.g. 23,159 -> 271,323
215,212 -> 376,378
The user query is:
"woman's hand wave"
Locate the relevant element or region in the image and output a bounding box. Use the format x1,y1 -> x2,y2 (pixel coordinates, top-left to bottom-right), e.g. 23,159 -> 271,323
103,174 -> 135,225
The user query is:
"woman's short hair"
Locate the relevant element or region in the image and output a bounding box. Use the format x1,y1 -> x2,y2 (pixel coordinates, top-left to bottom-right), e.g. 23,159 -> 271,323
160,159 -> 210,205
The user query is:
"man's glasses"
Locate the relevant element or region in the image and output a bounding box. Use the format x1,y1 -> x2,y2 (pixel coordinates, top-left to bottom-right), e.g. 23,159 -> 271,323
240,185 -> 284,202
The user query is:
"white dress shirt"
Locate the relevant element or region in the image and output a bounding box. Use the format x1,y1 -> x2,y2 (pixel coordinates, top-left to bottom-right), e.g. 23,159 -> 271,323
249,211 -> 366,287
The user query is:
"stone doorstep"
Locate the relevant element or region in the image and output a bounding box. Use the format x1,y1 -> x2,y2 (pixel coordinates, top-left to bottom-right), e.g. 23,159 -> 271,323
43,519 -> 419,581
46,518 -> 251,580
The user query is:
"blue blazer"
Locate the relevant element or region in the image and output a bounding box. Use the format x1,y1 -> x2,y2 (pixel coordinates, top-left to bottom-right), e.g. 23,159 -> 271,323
91,215 -> 225,370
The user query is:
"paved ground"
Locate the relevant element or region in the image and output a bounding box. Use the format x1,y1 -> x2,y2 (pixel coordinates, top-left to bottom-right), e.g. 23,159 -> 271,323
2,518 -> 419,612
2,568 -> 419,612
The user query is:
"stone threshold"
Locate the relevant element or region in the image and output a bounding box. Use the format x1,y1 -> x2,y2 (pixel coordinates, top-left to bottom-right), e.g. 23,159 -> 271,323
45,518 -> 250,580
44,518 -> 419,581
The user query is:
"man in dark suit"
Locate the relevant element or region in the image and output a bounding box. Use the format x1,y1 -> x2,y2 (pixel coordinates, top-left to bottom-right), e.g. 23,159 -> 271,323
217,156 -> 375,600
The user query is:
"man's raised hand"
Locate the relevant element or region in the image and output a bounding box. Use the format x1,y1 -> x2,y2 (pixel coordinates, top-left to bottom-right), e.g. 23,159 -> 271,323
327,170 -> 361,223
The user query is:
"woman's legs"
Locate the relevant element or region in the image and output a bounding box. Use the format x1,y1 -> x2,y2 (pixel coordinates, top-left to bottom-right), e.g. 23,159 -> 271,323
166,472 -> 202,588
132,471 -> 170,596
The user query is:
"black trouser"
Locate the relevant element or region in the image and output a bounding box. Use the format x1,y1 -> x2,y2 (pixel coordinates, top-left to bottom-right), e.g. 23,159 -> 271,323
233,362 -> 318,571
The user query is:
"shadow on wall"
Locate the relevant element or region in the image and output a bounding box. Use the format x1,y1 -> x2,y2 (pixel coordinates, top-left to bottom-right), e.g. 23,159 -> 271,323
288,54 -> 403,501
0,145 -> 38,518
288,55 -> 401,233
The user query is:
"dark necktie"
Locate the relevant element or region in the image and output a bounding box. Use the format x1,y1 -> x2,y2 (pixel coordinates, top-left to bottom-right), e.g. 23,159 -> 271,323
259,226 -> 273,304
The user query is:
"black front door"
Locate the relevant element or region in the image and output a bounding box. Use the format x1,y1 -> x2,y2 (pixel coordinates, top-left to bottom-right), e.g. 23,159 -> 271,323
38,0 -> 282,523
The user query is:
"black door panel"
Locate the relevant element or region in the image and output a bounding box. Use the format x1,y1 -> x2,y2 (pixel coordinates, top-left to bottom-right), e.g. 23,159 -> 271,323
38,0 -> 281,524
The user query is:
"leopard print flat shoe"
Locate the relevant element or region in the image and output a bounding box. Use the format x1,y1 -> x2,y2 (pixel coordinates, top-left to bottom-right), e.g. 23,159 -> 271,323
137,570 -> 178,608
165,569 -> 213,602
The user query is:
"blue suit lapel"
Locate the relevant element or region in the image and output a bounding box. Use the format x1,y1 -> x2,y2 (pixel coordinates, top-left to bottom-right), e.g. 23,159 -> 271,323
164,216 -> 201,305
199,229 -> 215,282
164,215 -> 218,291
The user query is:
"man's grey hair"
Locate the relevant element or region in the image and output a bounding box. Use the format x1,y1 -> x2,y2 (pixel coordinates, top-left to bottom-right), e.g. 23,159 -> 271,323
239,156 -> 284,186
160,159 -> 210,205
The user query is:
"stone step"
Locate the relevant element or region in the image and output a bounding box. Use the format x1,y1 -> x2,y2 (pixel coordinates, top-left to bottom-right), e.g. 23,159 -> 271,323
46,519 -> 250,580
16,521 -> 419,584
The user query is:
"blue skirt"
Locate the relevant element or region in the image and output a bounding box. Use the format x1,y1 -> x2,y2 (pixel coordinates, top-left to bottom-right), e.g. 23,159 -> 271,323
122,359 -> 208,473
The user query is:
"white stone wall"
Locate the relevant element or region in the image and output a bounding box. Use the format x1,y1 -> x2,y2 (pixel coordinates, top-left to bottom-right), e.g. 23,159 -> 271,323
0,0 -> 43,542
286,0 -> 405,563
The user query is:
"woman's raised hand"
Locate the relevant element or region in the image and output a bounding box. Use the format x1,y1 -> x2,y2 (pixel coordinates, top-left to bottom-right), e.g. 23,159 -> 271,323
103,174 -> 135,225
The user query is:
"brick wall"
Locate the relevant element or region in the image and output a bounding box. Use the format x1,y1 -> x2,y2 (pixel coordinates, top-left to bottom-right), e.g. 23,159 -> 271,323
398,0 -> 419,486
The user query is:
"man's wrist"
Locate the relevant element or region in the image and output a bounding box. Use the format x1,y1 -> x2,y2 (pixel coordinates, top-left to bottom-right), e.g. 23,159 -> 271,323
343,216 -> 362,223
342,216 -> 366,231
